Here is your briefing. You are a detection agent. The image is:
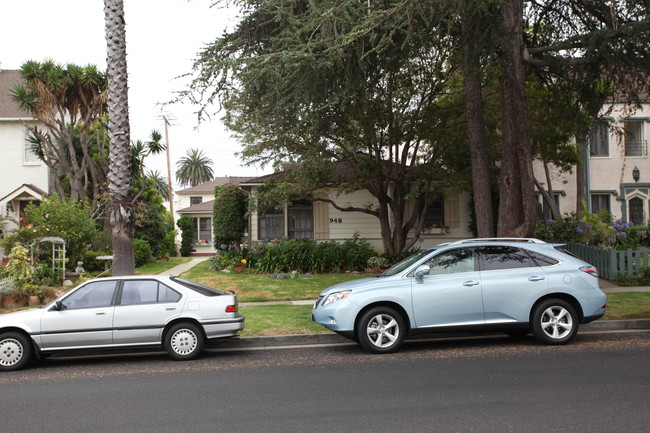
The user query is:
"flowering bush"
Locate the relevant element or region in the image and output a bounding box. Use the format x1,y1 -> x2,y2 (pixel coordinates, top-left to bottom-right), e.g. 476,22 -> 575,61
535,211 -> 649,250
1,195 -> 99,270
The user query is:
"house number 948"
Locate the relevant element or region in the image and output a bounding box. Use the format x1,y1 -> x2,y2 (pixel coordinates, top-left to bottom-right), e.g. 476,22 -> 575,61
330,218 -> 343,224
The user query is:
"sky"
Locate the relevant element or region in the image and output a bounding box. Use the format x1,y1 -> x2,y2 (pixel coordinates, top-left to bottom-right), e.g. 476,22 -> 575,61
0,0 -> 271,191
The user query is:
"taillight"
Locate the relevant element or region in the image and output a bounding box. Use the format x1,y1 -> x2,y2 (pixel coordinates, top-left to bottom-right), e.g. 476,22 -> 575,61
226,305 -> 238,313
579,265 -> 599,277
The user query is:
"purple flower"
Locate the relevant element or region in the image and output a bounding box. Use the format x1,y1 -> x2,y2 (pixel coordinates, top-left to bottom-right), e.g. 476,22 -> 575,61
546,219 -> 554,224
616,231 -> 627,239
575,226 -> 584,234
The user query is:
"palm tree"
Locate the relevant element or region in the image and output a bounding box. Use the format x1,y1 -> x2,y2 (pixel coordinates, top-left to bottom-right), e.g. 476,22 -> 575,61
105,0 -> 135,275
176,148 -> 215,188
145,170 -> 170,201
11,60 -> 107,201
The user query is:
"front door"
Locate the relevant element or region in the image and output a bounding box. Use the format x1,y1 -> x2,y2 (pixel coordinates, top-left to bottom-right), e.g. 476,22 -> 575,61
411,247 -> 485,328
40,280 -> 117,349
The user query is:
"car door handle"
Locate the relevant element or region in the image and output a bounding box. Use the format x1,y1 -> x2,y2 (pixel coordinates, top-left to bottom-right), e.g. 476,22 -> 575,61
166,307 -> 176,311
96,312 -> 106,315
528,276 -> 545,281
463,280 -> 480,287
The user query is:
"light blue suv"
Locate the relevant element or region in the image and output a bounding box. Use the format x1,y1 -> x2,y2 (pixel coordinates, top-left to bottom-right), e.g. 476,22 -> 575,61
312,238 -> 607,353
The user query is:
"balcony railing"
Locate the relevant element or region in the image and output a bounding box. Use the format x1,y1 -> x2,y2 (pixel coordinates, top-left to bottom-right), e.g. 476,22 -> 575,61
625,139 -> 648,156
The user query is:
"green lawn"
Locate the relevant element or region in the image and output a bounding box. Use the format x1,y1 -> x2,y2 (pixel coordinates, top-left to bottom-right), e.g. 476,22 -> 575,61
180,260 -> 369,302
603,292 -> 650,320
239,305 -> 326,336
135,257 -> 191,275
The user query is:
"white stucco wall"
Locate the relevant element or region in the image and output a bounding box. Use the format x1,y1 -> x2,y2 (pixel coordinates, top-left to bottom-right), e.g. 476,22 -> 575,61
0,120 -> 49,200
533,101 -> 650,223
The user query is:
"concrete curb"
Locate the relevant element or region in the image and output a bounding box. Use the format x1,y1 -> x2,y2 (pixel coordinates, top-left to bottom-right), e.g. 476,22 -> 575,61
212,319 -> 650,349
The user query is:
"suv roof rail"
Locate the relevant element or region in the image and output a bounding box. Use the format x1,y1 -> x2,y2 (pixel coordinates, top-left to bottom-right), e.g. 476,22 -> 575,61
447,238 -> 547,246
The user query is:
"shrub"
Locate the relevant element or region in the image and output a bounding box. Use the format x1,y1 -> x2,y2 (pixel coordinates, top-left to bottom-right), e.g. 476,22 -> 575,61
80,251 -> 113,273
2,194 -> 100,270
4,245 -> 38,301
312,241 -> 343,273
177,215 -> 194,257
133,239 -> 154,267
340,232 -> 375,271
213,185 -> 248,251
367,256 -> 390,269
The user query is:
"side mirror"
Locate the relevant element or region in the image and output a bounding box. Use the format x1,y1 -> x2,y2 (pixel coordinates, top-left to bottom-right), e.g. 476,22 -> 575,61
414,264 -> 430,279
54,300 -> 65,311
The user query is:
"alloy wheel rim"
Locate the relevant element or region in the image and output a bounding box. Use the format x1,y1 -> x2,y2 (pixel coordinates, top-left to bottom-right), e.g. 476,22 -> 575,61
366,314 -> 399,348
170,329 -> 198,355
0,338 -> 23,367
540,306 -> 573,340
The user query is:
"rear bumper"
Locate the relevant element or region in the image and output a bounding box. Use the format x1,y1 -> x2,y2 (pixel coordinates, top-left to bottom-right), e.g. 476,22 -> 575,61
203,316 -> 245,339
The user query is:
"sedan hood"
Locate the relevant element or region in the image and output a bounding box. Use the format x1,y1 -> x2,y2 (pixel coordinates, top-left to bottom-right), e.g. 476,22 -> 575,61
0,307 -> 44,327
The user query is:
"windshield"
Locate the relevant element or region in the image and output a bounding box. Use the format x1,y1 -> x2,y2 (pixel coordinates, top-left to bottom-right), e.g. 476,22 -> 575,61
380,248 -> 437,277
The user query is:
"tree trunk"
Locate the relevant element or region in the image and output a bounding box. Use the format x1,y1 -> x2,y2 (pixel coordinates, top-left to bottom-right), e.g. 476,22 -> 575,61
575,123 -> 588,212
497,0 -> 537,237
461,4 -> 495,238
105,0 -> 135,275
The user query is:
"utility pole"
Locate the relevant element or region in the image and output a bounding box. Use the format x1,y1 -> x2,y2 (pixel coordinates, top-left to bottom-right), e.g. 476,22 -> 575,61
163,116 -> 174,218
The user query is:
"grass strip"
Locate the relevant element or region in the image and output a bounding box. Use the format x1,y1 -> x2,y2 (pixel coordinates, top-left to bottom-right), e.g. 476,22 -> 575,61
135,257 -> 191,275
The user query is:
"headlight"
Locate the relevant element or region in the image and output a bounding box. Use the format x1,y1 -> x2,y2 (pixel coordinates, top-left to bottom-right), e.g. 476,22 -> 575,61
322,290 -> 352,307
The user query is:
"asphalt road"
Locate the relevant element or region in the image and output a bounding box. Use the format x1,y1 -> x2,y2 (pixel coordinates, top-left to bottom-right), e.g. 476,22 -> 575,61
1,330 -> 649,433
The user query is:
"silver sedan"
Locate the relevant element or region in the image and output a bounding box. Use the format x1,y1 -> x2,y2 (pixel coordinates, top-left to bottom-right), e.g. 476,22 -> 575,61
0,275 -> 244,371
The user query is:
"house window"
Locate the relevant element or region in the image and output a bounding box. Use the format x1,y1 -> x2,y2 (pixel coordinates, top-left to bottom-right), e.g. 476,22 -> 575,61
190,196 -> 203,206
537,193 -> 561,221
287,200 -> 313,239
423,195 -> 445,228
192,217 -> 212,244
258,207 -> 284,240
590,194 -> 611,214
24,128 -> 39,163
624,120 -> 646,156
589,120 -> 609,157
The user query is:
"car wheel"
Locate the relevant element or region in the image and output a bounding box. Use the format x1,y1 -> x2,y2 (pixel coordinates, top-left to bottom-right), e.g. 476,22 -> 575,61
532,299 -> 579,345
164,323 -> 204,361
357,307 -> 406,354
0,332 -> 33,371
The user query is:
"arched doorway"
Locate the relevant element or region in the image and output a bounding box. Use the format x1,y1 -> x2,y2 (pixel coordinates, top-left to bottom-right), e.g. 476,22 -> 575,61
628,197 -> 645,225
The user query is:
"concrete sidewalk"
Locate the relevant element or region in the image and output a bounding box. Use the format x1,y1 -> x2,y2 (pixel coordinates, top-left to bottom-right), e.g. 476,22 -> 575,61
159,256 -> 211,276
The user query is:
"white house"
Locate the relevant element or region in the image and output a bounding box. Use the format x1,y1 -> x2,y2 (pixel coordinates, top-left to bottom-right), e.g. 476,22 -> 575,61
175,177 -> 253,255
240,172 -> 473,253
0,69 -> 50,240
175,166 -> 473,256
534,97 -> 650,223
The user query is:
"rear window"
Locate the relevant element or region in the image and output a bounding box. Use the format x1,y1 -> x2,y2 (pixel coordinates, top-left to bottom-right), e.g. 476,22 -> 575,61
527,250 -> 560,267
479,246 -> 534,270
170,277 -> 225,296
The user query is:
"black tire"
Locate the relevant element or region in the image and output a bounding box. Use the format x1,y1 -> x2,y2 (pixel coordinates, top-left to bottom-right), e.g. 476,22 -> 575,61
164,323 -> 204,361
356,307 -> 406,354
532,299 -> 579,345
0,332 -> 33,371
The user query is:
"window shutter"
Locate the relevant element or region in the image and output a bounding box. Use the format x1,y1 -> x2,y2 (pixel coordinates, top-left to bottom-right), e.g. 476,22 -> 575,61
445,192 -> 460,228
313,201 -> 329,240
